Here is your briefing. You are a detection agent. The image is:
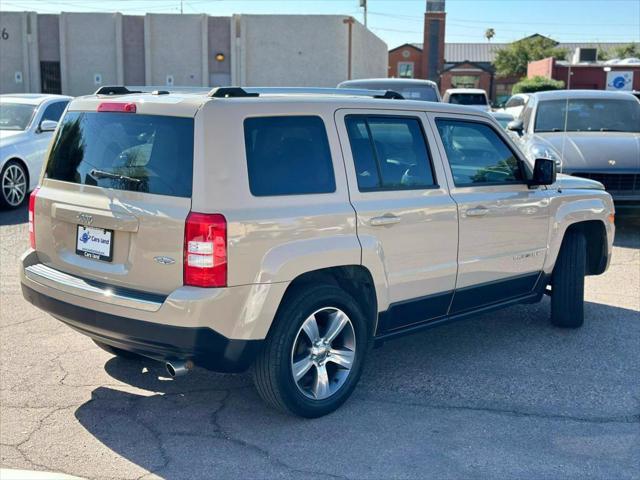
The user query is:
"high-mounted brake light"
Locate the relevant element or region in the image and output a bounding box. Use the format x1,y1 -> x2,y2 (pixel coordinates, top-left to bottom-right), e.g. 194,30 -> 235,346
97,102 -> 137,113
28,187 -> 40,249
184,212 -> 227,287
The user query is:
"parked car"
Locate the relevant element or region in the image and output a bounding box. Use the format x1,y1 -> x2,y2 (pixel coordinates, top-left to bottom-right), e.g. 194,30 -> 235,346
498,93 -> 530,118
442,88 -> 490,112
338,78 -> 441,102
508,90 -> 640,206
0,94 -> 72,209
21,86 -> 614,417
490,111 -> 515,129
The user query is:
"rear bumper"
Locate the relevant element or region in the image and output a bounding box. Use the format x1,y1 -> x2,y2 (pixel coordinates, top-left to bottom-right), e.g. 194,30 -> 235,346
21,283 -> 262,372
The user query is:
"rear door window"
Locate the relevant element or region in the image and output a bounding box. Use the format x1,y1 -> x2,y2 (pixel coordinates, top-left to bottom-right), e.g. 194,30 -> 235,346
243,116 -> 336,196
345,115 -> 436,191
45,111 -> 194,197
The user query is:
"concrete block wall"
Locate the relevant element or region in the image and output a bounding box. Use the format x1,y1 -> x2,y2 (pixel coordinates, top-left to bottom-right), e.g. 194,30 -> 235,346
59,12 -> 123,96
144,13 -> 208,87
233,15 -> 387,87
1,11 -> 387,95
0,11 -> 39,93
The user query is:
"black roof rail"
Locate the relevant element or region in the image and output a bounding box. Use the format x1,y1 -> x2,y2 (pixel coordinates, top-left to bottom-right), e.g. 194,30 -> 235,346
208,86 -> 405,100
374,90 -> 404,99
94,86 -> 142,96
208,87 -> 259,98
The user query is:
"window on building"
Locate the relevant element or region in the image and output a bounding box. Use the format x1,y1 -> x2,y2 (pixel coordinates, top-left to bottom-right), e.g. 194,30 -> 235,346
397,62 -> 414,78
244,116 -> 336,196
345,115 -> 436,191
451,75 -> 480,89
436,119 -> 523,186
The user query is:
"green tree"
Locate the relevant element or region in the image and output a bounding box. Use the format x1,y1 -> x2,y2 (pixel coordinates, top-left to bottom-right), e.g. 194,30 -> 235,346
485,28 -> 495,42
512,76 -> 565,94
493,36 -> 568,78
611,43 -> 640,59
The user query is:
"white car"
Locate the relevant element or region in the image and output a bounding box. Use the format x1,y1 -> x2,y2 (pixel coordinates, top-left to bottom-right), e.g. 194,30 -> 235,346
0,94 -> 72,209
499,93 -> 530,118
442,88 -> 490,112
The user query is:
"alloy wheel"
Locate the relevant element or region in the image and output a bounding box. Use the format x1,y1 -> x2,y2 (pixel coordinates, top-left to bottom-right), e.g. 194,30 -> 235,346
2,164 -> 27,207
290,307 -> 356,400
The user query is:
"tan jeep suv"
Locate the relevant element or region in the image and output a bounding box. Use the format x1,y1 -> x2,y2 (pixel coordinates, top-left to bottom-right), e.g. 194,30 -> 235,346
21,86 -> 615,417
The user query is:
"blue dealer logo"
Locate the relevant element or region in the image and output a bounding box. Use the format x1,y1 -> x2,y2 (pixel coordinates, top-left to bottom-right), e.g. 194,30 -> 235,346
80,232 -> 90,244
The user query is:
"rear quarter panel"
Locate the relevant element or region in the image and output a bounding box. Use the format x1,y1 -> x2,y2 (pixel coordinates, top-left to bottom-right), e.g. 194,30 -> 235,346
192,100 -> 361,287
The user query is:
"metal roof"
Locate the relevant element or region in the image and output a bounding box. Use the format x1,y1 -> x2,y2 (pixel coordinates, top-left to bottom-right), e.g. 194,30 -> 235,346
409,42 -> 632,63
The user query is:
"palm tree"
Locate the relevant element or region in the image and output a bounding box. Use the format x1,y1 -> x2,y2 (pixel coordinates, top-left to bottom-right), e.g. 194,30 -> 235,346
485,28 -> 495,42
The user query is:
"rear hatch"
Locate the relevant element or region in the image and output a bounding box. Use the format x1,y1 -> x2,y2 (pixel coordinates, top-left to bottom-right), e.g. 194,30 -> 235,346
34,97 -> 199,295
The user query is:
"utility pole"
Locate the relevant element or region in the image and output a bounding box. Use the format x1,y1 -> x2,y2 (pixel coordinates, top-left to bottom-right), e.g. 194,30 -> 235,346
360,0 -> 367,28
180,0 -> 183,14
343,17 -> 355,79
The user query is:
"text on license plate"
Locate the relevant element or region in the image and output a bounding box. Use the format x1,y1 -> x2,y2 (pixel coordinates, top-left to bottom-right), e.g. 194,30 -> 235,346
76,225 -> 113,262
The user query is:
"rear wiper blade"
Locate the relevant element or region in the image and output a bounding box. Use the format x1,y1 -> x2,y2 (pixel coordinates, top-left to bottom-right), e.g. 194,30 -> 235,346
90,168 -> 141,183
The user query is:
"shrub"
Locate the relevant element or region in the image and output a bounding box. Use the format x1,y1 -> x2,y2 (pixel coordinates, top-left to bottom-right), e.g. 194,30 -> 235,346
512,76 -> 565,94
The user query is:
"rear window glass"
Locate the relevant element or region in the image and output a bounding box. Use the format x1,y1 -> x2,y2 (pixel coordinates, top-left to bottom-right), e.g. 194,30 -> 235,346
45,111 -> 194,197
341,82 -> 439,102
449,93 -> 487,106
244,116 -> 336,196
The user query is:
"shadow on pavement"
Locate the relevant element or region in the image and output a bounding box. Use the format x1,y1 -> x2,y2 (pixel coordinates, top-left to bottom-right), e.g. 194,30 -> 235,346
75,300 -> 640,479
613,212 -> 639,248
0,204 -> 28,226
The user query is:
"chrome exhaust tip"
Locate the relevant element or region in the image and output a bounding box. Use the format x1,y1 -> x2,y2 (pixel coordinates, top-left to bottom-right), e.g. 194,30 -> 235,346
165,359 -> 194,377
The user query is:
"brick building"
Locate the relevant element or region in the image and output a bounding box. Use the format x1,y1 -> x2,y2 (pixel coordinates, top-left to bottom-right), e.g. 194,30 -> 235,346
528,57 -> 640,91
388,1 -> 634,103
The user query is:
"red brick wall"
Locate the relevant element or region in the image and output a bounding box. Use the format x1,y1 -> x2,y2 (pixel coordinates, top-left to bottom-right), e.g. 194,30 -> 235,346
388,45 -> 423,78
527,58 -> 555,78
528,57 -> 640,90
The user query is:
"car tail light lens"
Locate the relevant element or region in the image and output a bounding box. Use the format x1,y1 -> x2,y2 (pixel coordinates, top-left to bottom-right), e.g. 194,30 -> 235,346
97,102 -> 136,113
28,187 -> 40,249
184,212 -> 227,287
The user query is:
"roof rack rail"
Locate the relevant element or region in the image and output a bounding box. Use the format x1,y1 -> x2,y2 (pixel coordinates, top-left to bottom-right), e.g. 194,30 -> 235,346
94,86 -> 142,96
207,86 -> 405,100
208,87 -> 260,98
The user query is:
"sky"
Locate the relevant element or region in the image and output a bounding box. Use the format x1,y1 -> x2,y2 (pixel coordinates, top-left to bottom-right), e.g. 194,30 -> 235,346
2,0 -> 639,48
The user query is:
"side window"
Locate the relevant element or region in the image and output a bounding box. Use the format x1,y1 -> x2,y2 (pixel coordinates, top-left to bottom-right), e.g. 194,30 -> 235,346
345,115 -> 436,191
435,119 -> 523,187
41,101 -> 68,122
244,116 -> 336,196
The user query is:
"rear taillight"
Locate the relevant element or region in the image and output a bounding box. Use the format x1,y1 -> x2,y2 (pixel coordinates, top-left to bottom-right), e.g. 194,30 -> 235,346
184,212 -> 227,287
28,187 -> 40,249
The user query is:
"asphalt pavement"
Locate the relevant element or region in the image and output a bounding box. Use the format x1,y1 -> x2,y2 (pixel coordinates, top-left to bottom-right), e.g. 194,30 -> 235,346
1,205 -> 638,480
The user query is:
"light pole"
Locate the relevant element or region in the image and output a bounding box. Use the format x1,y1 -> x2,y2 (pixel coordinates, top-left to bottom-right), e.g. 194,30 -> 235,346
360,0 -> 367,28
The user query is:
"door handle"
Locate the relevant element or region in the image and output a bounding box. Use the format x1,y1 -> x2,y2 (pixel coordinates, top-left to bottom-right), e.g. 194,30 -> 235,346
466,207 -> 490,217
369,214 -> 401,226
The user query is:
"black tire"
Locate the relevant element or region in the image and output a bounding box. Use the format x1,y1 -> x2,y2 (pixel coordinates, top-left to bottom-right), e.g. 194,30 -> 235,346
0,160 -> 29,210
93,340 -> 142,359
551,229 -> 587,328
253,284 -> 371,418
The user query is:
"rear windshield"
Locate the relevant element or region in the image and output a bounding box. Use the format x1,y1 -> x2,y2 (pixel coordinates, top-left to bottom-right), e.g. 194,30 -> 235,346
341,82 -> 440,102
0,103 -> 36,131
45,111 -> 193,197
448,93 -> 487,106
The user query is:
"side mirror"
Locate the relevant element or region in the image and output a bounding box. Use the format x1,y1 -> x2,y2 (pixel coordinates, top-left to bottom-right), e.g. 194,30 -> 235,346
529,158 -> 556,186
39,120 -> 58,133
507,119 -> 524,135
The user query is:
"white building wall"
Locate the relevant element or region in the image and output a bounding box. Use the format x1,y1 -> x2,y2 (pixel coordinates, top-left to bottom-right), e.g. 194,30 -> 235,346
59,12 -> 123,96
234,15 -> 387,87
0,11 -> 39,94
351,20 -> 388,80
144,14 -> 208,87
